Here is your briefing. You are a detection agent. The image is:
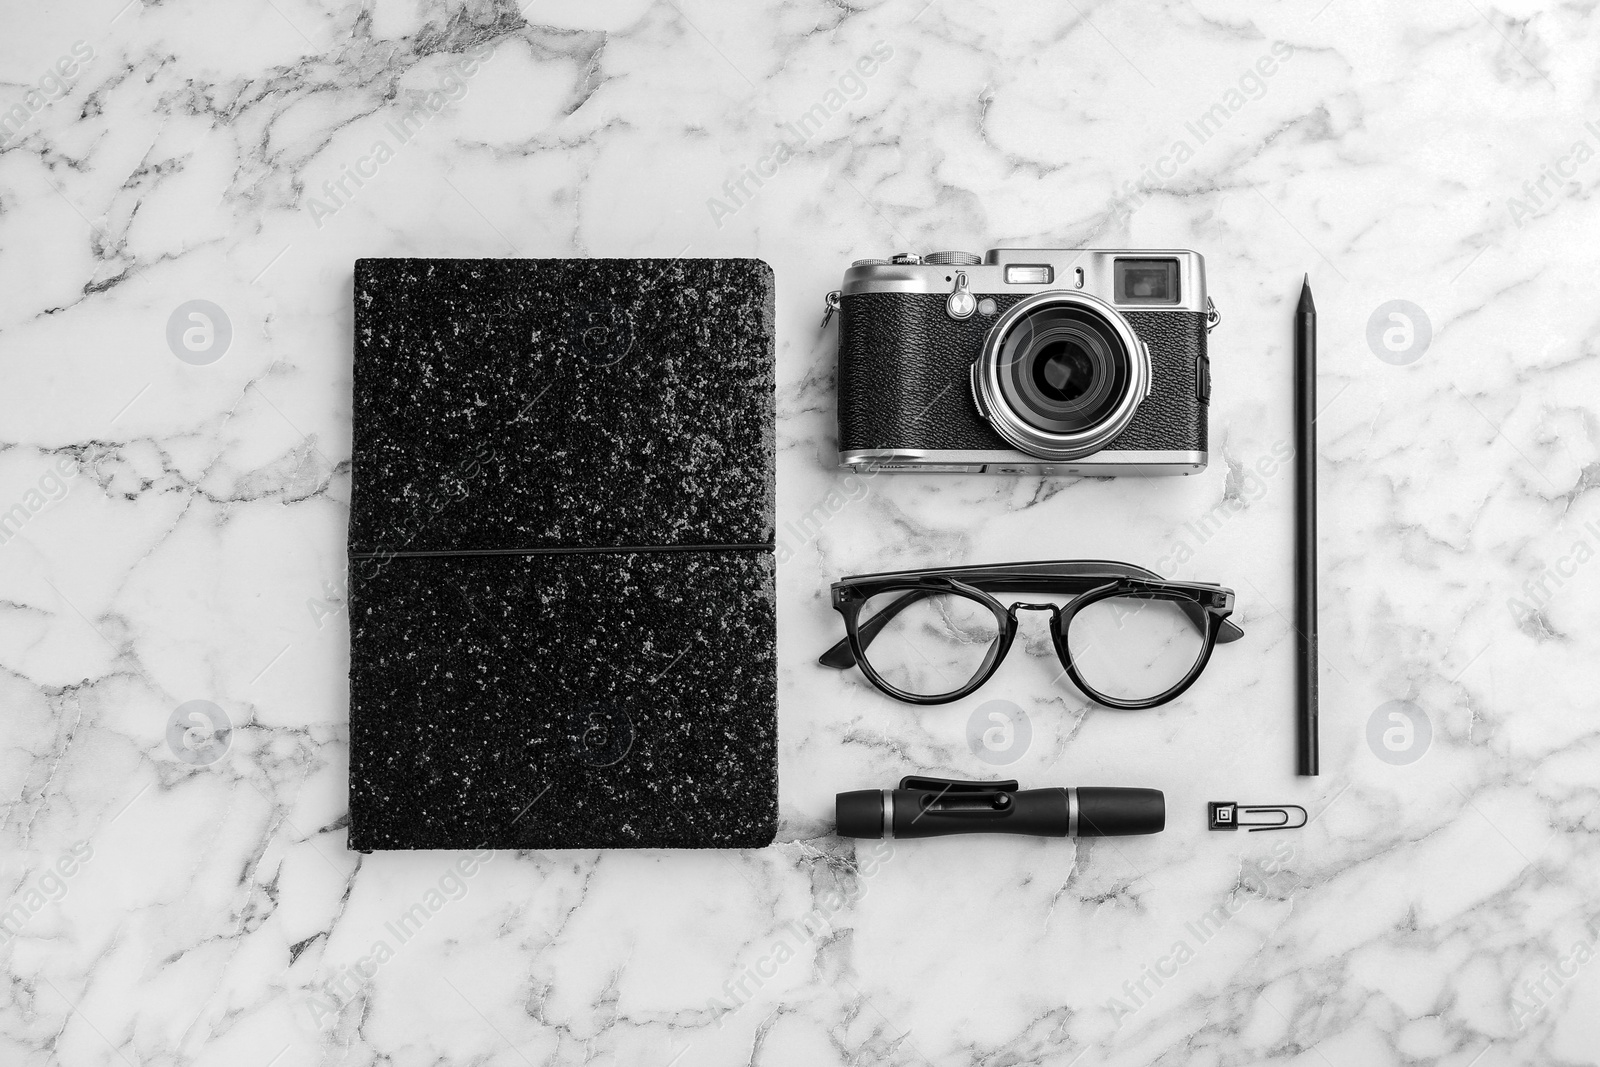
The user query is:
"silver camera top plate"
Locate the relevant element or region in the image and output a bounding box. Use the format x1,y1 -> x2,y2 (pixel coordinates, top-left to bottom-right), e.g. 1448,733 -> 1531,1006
841,248 -> 1208,315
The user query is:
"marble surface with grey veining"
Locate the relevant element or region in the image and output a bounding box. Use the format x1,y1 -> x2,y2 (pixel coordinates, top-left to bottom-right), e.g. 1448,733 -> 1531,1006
3,0 -> 1600,1064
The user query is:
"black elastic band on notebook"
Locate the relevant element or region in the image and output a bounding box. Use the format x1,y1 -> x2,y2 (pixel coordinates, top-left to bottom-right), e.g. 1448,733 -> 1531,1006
349,543 -> 774,560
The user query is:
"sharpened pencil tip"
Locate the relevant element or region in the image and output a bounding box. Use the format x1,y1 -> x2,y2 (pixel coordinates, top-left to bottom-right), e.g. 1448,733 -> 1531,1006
1297,275 -> 1315,314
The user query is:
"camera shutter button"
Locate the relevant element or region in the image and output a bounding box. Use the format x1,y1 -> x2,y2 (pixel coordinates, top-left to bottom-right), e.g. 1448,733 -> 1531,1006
946,272 -> 977,320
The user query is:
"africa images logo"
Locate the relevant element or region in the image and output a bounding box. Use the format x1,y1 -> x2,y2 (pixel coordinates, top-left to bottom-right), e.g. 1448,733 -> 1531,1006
166,700 -> 232,766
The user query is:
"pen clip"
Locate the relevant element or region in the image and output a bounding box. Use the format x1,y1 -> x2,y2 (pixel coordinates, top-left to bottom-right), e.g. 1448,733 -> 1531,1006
1208,801 -> 1307,832
898,775 -> 1020,793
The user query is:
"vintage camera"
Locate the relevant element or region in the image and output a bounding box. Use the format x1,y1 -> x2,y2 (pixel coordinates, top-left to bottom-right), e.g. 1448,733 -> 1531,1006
829,249 -> 1216,474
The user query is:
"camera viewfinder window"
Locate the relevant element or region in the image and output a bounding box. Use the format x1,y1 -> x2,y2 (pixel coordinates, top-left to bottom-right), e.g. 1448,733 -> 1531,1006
1114,259 -> 1180,304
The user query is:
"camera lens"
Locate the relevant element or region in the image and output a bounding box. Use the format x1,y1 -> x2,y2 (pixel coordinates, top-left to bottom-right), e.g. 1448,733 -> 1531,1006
973,293 -> 1151,461
1033,340 -> 1094,402
998,305 -> 1129,436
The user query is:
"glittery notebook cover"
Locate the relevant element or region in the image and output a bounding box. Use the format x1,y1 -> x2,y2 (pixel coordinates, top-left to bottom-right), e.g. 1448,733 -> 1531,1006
348,258 -> 776,851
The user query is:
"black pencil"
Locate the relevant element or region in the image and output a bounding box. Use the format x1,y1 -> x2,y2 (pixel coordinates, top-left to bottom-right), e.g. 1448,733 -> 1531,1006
1294,276 -> 1319,776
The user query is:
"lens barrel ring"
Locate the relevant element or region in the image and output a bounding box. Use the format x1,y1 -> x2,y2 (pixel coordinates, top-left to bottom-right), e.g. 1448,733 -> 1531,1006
972,291 -> 1152,461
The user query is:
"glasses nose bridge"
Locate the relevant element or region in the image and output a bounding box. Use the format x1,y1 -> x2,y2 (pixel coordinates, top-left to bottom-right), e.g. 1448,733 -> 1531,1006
1007,601 -> 1061,621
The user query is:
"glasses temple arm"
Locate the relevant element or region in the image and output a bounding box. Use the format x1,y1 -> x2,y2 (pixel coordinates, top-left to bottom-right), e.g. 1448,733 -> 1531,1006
1075,584 -> 1240,644
1170,598 -> 1243,643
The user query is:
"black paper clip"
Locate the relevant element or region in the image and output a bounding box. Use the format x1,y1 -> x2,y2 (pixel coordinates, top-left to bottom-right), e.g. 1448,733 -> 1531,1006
1208,801 -> 1307,832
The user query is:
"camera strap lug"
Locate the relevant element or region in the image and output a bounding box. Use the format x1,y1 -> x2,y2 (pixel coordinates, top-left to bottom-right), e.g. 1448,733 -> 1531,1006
821,290 -> 842,328
1205,297 -> 1221,333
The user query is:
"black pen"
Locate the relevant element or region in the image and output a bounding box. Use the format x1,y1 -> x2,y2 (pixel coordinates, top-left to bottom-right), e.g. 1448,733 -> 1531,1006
836,776 -> 1164,840
1295,276 -> 1319,776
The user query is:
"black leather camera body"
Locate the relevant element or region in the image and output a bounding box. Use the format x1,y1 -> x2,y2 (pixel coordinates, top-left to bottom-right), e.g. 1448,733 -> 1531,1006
831,249 -> 1214,475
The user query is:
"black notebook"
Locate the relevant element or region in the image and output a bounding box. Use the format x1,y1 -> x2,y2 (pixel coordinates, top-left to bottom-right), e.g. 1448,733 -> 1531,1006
347,258 -> 777,850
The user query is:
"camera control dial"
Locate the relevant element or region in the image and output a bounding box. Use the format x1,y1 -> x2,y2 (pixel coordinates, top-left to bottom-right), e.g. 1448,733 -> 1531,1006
924,251 -> 982,266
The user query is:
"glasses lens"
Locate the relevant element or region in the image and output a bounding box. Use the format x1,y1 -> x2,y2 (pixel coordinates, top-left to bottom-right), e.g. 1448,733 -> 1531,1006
1066,593 -> 1208,703
857,588 -> 1002,699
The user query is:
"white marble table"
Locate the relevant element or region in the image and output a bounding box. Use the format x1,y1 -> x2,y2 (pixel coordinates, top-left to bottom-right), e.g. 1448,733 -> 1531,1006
3,1 -> 1598,1064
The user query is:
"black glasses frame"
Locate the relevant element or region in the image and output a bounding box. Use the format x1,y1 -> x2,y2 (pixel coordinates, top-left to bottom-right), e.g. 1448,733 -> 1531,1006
819,559 -> 1242,709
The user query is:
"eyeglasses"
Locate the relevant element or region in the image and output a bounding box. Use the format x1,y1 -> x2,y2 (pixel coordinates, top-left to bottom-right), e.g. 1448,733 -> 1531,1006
818,560 -> 1242,708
